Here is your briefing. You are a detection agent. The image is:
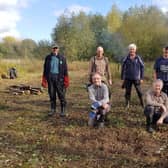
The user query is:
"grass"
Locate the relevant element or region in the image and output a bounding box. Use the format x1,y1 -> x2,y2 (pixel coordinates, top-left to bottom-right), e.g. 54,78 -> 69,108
0,59 -> 168,168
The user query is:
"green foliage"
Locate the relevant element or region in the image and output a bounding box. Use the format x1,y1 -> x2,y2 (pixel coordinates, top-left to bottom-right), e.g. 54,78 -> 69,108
1,5 -> 168,62
33,40 -> 51,59
52,12 -> 96,60
107,4 -> 123,33
119,6 -> 168,60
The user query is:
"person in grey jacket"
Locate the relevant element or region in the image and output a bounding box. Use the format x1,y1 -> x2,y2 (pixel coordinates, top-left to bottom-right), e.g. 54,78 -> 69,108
144,79 -> 168,133
88,72 -> 110,128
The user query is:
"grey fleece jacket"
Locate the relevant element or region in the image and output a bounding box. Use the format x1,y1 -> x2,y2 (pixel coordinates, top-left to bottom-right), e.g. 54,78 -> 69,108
88,83 -> 109,105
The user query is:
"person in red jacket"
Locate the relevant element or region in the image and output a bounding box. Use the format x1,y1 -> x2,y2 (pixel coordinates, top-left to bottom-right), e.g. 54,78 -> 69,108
42,44 -> 69,117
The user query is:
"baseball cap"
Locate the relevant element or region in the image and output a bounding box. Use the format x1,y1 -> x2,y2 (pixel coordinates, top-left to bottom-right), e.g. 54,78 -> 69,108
52,43 -> 59,49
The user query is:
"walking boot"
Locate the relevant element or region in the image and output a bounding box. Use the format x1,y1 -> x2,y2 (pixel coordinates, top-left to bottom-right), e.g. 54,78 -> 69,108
48,108 -> 56,116
139,96 -> 144,108
48,102 -> 56,116
146,117 -> 155,133
60,105 -> 66,117
125,99 -> 130,109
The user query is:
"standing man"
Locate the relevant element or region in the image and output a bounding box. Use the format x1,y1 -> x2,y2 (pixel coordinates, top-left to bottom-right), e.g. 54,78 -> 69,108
121,43 -> 144,108
154,46 -> 168,95
88,46 -> 112,97
88,72 -> 110,128
42,44 -> 69,117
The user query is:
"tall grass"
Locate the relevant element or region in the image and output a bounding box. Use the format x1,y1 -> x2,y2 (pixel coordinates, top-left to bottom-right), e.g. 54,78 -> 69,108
0,58 -> 154,81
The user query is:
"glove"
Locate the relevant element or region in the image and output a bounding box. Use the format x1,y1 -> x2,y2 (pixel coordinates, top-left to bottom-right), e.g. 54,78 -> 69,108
64,76 -> 69,88
41,76 -> 48,88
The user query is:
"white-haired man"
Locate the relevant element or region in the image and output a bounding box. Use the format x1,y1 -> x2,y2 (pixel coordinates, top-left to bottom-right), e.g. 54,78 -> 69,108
88,72 -> 110,128
121,43 -> 144,108
144,79 -> 168,133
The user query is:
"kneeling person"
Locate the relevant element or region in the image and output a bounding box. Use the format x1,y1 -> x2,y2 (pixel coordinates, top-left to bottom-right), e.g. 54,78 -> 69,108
88,73 -> 110,127
144,79 -> 168,133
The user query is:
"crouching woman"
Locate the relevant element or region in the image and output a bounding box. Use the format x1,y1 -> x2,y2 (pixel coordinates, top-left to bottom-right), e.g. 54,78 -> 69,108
144,79 -> 168,133
88,72 -> 110,128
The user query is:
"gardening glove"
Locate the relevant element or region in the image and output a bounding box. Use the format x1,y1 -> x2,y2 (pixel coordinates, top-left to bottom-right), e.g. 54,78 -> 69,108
41,76 -> 48,88
64,76 -> 69,88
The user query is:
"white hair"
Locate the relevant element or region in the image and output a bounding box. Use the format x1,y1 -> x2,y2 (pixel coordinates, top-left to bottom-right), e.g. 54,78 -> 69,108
97,46 -> 104,52
128,43 -> 137,50
153,79 -> 163,89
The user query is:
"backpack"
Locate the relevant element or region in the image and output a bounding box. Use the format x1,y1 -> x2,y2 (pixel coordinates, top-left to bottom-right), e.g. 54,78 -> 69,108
9,67 -> 17,79
90,56 -> 108,82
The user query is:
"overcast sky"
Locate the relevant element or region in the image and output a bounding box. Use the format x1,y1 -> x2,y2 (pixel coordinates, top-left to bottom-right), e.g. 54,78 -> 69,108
0,0 -> 167,42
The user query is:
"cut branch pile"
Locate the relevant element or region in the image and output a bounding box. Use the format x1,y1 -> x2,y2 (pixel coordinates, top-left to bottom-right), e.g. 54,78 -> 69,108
8,84 -> 43,95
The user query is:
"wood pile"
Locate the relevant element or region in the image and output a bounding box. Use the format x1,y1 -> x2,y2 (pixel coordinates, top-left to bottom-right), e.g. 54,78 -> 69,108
8,84 -> 43,95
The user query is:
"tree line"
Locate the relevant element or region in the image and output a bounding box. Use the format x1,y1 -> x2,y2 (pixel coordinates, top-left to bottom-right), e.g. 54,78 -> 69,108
0,5 -> 168,62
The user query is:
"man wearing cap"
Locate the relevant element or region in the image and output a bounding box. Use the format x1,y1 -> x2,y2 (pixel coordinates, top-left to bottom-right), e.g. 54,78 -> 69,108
121,43 -> 144,108
42,44 -> 69,117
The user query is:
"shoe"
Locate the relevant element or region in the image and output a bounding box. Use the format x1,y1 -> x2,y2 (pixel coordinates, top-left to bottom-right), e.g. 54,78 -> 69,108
48,109 -> 55,116
147,126 -> 155,133
60,106 -> 66,117
99,122 -> 104,128
125,101 -> 130,109
88,118 -> 95,127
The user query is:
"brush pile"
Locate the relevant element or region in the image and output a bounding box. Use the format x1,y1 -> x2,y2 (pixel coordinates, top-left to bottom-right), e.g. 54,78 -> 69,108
8,84 -> 43,95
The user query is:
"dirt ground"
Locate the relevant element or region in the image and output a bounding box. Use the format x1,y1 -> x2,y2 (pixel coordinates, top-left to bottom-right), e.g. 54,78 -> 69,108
0,70 -> 168,168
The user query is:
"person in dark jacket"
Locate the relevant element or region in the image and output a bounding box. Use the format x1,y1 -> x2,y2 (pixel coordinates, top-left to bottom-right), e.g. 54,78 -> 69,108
154,46 -> 168,95
121,43 -> 144,108
42,44 -> 69,117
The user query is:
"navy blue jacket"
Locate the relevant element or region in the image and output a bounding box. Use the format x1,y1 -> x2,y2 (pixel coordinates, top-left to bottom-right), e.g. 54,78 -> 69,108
154,56 -> 168,82
121,55 -> 144,80
43,53 -> 68,82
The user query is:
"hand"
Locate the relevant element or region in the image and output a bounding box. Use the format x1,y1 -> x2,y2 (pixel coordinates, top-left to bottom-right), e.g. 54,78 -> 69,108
160,104 -> 166,112
157,118 -> 163,125
102,103 -> 109,109
108,79 -> 112,85
140,80 -> 143,84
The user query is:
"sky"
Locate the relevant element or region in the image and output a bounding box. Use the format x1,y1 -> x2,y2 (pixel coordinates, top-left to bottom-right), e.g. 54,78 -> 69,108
0,0 -> 168,42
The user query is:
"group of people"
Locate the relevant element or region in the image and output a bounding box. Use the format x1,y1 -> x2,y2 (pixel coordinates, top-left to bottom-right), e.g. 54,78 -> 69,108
41,43 -> 168,132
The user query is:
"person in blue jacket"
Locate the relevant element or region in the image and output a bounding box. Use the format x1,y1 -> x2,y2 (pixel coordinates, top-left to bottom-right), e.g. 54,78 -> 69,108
42,44 -> 69,117
121,43 -> 144,108
154,46 -> 168,95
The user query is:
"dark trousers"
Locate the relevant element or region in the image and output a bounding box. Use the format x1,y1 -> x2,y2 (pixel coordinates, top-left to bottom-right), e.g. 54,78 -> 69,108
144,105 -> 168,125
162,81 -> 168,96
47,74 -> 66,110
124,80 -> 143,105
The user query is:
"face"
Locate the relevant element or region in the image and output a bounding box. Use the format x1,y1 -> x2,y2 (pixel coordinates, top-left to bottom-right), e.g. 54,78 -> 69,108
96,47 -> 104,57
129,47 -> 136,56
163,49 -> 168,58
52,47 -> 59,54
153,83 -> 162,95
92,74 -> 102,86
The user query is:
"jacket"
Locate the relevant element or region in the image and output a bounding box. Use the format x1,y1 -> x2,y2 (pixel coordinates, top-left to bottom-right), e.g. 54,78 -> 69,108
43,53 -> 68,83
121,54 -> 144,80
